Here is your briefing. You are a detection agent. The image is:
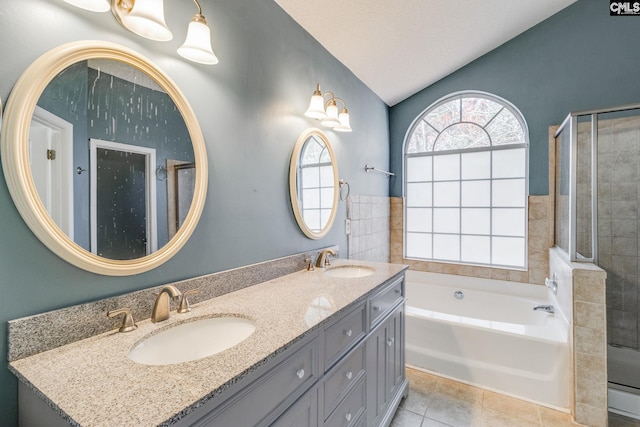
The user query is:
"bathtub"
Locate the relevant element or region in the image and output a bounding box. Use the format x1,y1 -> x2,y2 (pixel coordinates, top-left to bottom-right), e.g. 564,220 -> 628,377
405,270 -> 570,409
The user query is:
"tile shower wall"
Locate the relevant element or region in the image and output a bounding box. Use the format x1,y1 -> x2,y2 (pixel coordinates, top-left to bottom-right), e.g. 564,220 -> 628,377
590,116 -> 640,350
347,195 -> 390,262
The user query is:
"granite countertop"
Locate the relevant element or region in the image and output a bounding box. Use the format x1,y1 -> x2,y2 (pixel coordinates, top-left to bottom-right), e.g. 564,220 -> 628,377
9,259 -> 407,427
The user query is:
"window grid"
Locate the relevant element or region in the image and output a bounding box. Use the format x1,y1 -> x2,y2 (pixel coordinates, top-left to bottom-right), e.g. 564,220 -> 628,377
404,92 -> 528,269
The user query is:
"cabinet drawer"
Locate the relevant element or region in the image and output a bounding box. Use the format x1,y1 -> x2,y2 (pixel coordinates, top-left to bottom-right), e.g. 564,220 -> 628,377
369,277 -> 403,327
272,388 -> 318,427
324,376 -> 366,427
323,344 -> 365,418
324,303 -> 366,368
195,337 -> 318,427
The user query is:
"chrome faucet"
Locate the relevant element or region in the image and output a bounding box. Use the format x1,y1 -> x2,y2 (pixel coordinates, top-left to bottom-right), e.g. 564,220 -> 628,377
316,248 -> 337,268
533,304 -> 555,314
151,285 -> 182,323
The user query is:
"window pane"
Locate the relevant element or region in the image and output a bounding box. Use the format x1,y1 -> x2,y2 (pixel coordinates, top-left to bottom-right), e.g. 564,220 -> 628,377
406,232 -> 432,258
407,156 -> 432,182
493,148 -> 526,178
461,97 -> 503,126
485,108 -> 526,146
302,137 -> 326,165
433,182 -> 459,207
320,209 -> 331,229
406,183 -> 432,207
435,123 -> 490,151
492,179 -> 526,207
320,165 -> 334,186
434,234 -> 459,261
461,235 -> 490,264
425,99 -> 460,132
492,208 -> 525,236
492,236 -> 525,267
303,210 -> 320,231
461,180 -> 490,207
461,151 -> 490,180
302,167 -> 319,188
320,188 -> 334,209
461,208 -> 490,235
303,189 -> 319,208
406,120 -> 437,153
433,208 -> 459,233
433,154 -> 459,181
406,208 -> 432,232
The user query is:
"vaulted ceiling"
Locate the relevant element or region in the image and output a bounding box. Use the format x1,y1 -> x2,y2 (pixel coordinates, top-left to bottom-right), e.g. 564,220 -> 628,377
275,0 -> 577,106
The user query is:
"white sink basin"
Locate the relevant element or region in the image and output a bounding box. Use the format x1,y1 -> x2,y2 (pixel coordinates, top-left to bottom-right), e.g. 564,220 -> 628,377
128,317 -> 255,365
324,265 -> 375,278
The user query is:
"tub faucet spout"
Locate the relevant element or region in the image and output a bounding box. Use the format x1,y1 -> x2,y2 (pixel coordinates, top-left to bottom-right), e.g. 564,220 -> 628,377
533,304 -> 554,314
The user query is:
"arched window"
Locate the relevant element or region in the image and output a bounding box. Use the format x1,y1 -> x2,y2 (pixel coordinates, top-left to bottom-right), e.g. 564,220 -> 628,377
404,92 -> 529,268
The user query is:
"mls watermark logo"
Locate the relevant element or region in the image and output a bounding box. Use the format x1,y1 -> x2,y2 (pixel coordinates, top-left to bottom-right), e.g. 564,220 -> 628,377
610,1 -> 640,15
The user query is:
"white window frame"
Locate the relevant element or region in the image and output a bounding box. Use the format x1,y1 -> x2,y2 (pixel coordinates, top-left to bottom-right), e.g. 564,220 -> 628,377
403,91 -> 529,270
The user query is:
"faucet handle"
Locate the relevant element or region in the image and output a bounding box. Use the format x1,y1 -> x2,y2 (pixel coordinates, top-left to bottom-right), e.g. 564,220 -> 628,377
107,308 -> 138,332
178,289 -> 199,313
305,258 -> 315,271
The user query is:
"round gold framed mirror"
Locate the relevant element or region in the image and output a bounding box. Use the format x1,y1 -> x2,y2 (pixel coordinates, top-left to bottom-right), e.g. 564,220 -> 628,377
289,128 -> 339,239
1,41 -> 208,276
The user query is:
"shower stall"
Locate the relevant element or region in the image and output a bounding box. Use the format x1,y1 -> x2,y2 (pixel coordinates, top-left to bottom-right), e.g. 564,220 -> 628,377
555,104 -> 640,418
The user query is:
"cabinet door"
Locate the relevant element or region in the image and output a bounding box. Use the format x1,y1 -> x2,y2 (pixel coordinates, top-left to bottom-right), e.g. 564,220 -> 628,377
365,303 -> 405,426
386,304 -> 405,399
365,315 -> 388,425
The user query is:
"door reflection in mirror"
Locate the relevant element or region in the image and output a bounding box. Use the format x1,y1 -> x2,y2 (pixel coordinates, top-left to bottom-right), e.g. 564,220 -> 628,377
90,139 -> 156,260
166,160 -> 196,239
33,59 -> 195,259
298,135 -> 335,232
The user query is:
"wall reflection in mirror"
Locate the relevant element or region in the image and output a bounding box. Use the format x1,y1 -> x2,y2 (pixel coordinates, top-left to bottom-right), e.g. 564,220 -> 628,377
32,59 -> 195,260
290,128 -> 339,239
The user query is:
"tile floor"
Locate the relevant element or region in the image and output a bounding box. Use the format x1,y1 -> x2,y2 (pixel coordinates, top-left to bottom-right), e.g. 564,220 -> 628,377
390,367 -> 640,427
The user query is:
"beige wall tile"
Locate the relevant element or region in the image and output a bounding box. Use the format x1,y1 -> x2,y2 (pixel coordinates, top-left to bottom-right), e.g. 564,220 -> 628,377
575,353 -> 606,384
573,272 -> 606,304
575,326 -> 606,356
575,377 -> 607,408
575,403 -> 608,427
574,301 -> 605,330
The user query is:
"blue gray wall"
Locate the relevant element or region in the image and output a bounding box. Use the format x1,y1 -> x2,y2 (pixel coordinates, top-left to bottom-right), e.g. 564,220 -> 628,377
0,0 -> 389,423
389,0 -> 640,197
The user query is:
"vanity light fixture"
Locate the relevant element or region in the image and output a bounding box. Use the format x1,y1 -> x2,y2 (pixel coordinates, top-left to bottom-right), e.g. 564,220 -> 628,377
63,0 -> 218,65
304,84 -> 352,132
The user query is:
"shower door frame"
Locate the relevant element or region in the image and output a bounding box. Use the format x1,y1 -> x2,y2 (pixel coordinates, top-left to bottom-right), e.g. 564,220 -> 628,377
554,102 -> 640,263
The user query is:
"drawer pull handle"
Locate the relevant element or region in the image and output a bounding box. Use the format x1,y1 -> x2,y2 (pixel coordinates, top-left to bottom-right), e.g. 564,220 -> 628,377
345,413 -> 352,422
344,329 -> 353,337
296,369 -> 305,379
373,305 -> 380,311
345,371 -> 353,380
387,337 -> 395,347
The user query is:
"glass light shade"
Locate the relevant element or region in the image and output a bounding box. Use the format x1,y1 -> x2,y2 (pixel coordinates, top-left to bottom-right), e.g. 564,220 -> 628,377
177,16 -> 219,65
121,0 -> 173,41
334,108 -> 352,132
305,89 -> 326,119
321,101 -> 340,128
64,0 -> 110,12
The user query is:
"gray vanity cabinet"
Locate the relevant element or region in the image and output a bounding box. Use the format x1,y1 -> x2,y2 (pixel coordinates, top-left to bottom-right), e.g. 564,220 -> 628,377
366,277 -> 406,427
18,273 -> 407,427
186,335 -> 320,427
